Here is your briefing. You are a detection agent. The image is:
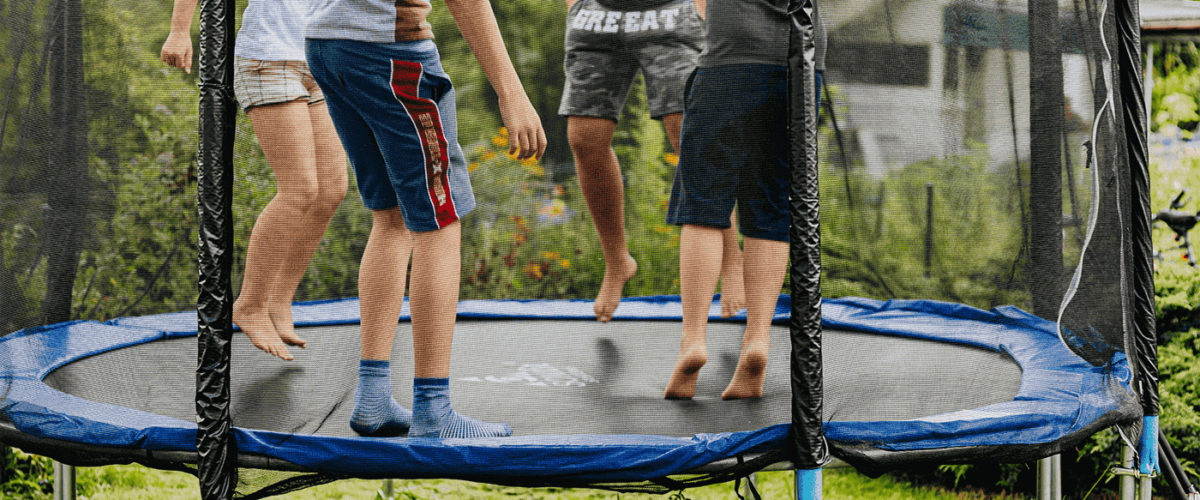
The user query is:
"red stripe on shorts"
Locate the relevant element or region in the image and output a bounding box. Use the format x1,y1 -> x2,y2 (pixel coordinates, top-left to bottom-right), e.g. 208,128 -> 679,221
389,59 -> 457,228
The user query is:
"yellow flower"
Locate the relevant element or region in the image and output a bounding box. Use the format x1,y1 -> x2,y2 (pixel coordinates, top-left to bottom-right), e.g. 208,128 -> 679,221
655,225 -> 673,234
480,151 -> 496,161
492,135 -> 509,148
559,259 -> 571,269
542,251 -> 560,260
521,157 -> 539,167
498,127 -> 509,137
523,263 -> 543,279
663,153 -> 679,166
468,162 -> 480,172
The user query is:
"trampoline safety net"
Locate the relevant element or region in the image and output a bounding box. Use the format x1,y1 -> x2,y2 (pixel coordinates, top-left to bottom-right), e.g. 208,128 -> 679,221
0,0 -> 1154,498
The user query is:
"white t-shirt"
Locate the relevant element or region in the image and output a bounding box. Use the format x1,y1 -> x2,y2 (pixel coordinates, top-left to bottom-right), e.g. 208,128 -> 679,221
307,0 -> 433,43
235,0 -> 310,61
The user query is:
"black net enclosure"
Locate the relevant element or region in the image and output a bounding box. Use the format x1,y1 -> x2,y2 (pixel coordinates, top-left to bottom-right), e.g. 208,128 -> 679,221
0,0 -> 1157,498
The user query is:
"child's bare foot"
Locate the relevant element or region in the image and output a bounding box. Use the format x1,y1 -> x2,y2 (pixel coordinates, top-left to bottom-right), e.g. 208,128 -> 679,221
664,345 -> 708,399
719,277 -> 746,319
270,304 -> 306,349
233,303 -> 293,361
721,341 -> 769,399
594,255 -> 637,322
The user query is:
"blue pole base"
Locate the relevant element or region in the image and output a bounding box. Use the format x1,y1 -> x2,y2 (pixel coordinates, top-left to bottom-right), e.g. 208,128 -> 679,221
796,468 -> 822,500
1139,415 -> 1159,476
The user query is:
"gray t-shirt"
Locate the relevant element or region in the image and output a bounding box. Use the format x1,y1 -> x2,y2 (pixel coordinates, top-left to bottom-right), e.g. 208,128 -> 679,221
595,0 -> 678,9
700,0 -> 825,70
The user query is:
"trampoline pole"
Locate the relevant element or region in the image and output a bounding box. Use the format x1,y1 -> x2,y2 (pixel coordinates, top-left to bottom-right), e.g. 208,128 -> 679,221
739,472 -> 760,499
52,462 -> 75,500
381,479 -> 394,499
1121,446 -> 1137,500
1037,455 -> 1062,500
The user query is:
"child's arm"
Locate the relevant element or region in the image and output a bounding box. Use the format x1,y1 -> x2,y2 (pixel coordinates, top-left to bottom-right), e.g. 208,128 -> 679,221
444,0 -> 547,160
161,0 -> 199,74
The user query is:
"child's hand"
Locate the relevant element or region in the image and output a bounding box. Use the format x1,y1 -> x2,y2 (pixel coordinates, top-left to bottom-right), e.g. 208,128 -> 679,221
161,32 -> 194,74
499,95 -> 547,161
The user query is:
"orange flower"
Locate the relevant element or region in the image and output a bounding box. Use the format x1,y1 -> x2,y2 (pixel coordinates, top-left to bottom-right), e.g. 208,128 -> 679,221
468,162 -> 480,172
663,153 -> 679,166
523,263 -> 544,279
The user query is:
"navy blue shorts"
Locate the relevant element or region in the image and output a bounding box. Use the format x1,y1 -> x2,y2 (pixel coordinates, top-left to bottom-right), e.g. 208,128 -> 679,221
666,65 -> 822,242
307,38 -> 474,231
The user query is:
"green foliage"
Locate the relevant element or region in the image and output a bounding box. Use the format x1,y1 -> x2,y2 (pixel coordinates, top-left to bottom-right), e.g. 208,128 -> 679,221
1148,42 -> 1200,139
819,149 -> 1032,309
460,79 -> 680,300
1,449 -> 53,499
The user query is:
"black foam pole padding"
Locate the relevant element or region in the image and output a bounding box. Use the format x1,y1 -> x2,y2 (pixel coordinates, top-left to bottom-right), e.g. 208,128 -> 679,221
196,0 -> 238,496
787,0 -> 829,470
1116,0 -> 1158,416
1028,0 -> 1064,320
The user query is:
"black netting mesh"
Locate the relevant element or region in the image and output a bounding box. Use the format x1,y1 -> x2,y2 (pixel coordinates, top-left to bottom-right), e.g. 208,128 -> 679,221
0,0 -> 1151,497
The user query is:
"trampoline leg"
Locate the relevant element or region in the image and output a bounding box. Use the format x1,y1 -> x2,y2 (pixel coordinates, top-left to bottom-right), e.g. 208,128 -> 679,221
795,468 -> 822,500
52,462 -> 76,500
1037,455 -> 1062,500
740,472 -> 760,499
380,478 -> 395,499
1139,476 -> 1153,500
1121,446 -> 1137,500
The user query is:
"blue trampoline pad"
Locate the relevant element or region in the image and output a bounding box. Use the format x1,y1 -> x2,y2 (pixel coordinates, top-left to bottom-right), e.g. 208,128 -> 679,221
0,296 -> 1139,482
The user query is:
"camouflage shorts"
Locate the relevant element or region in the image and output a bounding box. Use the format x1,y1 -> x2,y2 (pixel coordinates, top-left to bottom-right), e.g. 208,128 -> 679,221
558,0 -> 704,121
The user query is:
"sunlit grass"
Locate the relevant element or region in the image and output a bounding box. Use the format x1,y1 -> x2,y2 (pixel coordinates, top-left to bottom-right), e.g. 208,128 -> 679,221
62,464 -> 1037,500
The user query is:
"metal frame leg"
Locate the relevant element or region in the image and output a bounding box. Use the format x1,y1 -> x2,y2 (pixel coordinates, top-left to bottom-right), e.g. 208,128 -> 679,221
1038,455 -> 1062,500
1121,446 -> 1137,500
53,462 -> 76,500
739,472 -> 760,499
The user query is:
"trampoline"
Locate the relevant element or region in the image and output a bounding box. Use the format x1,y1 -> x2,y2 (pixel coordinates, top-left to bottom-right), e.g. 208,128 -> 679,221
0,0 -> 1164,497
1,296 -> 1140,481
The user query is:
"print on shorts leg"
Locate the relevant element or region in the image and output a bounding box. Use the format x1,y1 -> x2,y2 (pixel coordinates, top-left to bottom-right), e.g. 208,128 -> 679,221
390,60 -> 458,228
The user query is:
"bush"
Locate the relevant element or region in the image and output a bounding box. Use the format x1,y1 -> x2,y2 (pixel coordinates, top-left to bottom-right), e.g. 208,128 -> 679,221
1,448 -> 53,499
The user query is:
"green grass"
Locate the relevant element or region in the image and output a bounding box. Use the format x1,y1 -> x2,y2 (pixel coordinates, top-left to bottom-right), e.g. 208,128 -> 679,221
55,464 -> 1035,500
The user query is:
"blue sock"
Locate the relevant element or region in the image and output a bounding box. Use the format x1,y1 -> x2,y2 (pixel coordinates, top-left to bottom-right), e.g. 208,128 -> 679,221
410,378 -> 512,438
350,360 -> 412,436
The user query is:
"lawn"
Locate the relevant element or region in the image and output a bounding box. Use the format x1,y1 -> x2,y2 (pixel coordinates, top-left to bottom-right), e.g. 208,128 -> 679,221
63,464 -> 1030,500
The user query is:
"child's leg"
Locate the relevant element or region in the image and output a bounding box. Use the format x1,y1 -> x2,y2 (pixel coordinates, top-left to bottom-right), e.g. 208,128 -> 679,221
407,221 -> 511,438
408,220 -> 460,379
267,101 -> 348,344
664,224 -> 723,399
663,112 -> 745,319
234,100 -> 326,360
721,235 -> 788,400
718,214 -> 745,318
359,208 -> 413,361
568,116 -> 638,323
351,208 -> 414,436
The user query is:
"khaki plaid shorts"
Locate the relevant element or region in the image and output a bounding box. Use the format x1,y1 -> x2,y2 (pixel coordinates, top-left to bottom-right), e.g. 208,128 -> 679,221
233,56 -> 325,112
